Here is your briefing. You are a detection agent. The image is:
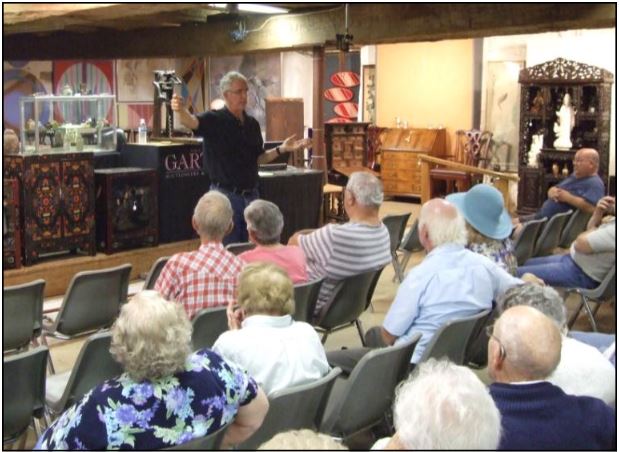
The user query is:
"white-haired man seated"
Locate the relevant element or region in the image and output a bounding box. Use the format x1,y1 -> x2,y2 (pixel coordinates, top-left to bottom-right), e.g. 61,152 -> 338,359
289,171 -> 391,319
155,191 -> 243,319
373,359 -> 502,450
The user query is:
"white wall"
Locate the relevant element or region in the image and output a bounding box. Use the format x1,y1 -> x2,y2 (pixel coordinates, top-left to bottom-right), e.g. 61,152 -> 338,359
482,28 -> 616,175
281,50 -> 313,132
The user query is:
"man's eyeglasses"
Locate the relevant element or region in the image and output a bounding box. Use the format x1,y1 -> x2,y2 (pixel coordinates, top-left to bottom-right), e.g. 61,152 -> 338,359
485,324 -> 507,360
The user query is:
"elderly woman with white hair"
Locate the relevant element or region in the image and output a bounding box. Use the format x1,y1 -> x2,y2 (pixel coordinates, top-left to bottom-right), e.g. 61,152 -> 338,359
240,199 -> 308,283
373,359 -> 502,449
36,291 -> 268,450
213,262 -> 330,396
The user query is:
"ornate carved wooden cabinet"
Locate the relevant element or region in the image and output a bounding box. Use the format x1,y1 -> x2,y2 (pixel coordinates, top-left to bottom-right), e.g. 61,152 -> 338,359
325,122 -> 370,185
95,168 -> 159,254
3,178 -> 22,269
380,128 -> 447,197
3,152 -> 96,265
517,58 -> 613,214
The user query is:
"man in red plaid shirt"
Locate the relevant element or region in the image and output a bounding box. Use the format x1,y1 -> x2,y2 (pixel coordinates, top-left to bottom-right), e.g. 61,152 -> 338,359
155,191 -> 243,319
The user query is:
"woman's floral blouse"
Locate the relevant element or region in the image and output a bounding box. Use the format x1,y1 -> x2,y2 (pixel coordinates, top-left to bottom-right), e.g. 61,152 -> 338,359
468,238 -> 518,276
36,349 -> 258,450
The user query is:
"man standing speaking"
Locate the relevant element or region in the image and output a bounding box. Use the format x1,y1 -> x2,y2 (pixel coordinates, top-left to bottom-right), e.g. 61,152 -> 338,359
172,71 -> 309,243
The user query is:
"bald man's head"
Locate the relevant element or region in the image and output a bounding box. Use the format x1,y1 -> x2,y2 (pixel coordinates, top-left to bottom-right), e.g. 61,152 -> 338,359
573,148 -> 599,178
491,305 -> 562,382
418,198 -> 467,251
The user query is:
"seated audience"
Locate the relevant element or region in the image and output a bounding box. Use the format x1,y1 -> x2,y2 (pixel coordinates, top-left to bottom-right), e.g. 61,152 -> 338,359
447,183 -> 517,274
239,199 -> 308,283
213,262 -> 330,395
373,359 -> 501,450
516,195 -> 615,288
155,191 -> 243,319
328,198 -> 528,372
488,305 -> 616,450
289,171 -> 391,319
498,284 -> 615,405
259,429 -> 347,450
518,148 -> 604,223
36,291 -> 268,450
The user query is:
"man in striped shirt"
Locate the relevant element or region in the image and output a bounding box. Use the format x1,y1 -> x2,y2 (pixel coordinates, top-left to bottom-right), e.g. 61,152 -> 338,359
289,171 -> 391,320
155,191 -> 243,319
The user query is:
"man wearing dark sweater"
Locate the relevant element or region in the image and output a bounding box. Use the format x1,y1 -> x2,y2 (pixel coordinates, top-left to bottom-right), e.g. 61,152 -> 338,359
487,305 -> 615,450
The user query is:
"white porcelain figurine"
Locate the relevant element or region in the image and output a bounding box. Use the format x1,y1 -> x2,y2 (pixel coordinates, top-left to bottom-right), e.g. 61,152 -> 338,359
553,93 -> 575,150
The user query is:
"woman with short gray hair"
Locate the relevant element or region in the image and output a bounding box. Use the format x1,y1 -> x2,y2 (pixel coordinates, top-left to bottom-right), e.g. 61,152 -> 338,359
240,199 -> 308,283
36,291 -> 269,450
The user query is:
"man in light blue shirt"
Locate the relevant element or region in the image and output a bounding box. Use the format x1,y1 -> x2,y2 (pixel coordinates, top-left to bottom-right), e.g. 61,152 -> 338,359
382,198 -> 523,363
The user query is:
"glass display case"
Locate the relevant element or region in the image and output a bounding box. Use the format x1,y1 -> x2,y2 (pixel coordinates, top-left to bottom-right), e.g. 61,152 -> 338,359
19,94 -> 117,153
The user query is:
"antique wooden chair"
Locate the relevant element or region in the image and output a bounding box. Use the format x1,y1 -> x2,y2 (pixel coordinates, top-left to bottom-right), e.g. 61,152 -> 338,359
429,129 -> 493,198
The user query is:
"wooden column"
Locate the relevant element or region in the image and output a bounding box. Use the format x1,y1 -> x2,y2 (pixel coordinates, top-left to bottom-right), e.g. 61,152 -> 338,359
312,46 -> 326,183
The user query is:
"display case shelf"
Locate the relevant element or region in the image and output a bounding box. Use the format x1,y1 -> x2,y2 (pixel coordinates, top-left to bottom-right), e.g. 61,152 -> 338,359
19,94 -> 117,154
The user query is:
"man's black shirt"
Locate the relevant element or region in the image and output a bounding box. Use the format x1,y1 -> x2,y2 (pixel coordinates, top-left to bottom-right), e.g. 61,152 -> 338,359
195,107 -> 264,190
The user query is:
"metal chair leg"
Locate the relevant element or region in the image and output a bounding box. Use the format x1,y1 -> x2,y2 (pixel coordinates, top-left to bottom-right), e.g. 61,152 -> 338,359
355,319 -> 366,346
581,296 -> 598,332
40,334 -> 56,374
321,331 -> 330,344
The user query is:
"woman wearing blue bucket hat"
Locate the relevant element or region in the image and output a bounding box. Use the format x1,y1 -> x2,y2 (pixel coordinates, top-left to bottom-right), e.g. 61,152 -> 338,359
446,184 -> 517,275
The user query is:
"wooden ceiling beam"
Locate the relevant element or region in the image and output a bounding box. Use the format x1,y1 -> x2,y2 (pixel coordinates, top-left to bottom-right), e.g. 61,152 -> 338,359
3,3 -> 615,60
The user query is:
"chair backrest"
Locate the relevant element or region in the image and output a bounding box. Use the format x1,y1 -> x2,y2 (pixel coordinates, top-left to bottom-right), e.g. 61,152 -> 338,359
3,279 -> 45,352
513,217 -> 546,265
559,209 -> 592,248
398,219 -> 423,253
382,213 -> 412,254
582,264 -> 616,300
144,256 -> 170,290
533,210 -> 572,257
455,129 -> 493,168
316,269 -> 380,329
293,278 -> 324,323
191,307 -> 228,350
464,308 -> 498,367
225,242 -> 256,256
53,264 -> 132,337
163,423 -> 228,450
3,346 -> 48,441
419,310 -> 491,365
321,335 -> 421,438
239,367 -> 342,450
365,266 -> 385,310
50,331 -> 123,413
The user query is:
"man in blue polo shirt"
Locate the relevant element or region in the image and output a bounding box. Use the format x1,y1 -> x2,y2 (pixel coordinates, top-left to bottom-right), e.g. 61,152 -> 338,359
525,148 -> 604,222
171,71 -> 309,243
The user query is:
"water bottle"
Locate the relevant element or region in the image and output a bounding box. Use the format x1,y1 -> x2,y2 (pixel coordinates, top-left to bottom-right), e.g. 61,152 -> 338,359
138,119 -> 147,144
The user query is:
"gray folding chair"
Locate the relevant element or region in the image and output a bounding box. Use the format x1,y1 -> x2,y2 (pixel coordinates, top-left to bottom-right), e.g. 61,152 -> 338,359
320,335 -> 421,442
191,306 -> 228,350
513,217 -> 546,265
559,209 -> 592,248
314,269 -> 382,345
3,279 -> 45,353
382,213 -> 412,282
393,218 -> 423,281
293,278 -> 324,323
464,309 -> 498,368
419,310 -> 491,365
45,331 -> 123,416
238,367 -> 342,450
3,346 -> 49,449
163,424 -> 228,450
143,256 -> 170,290
567,265 -> 616,332
41,264 -> 132,373
225,242 -> 256,255
533,210 -> 572,257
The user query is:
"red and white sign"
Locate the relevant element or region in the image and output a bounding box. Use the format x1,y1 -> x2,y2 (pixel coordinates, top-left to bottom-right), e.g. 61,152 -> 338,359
323,87 -> 354,102
333,102 -> 359,119
330,71 -> 360,88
